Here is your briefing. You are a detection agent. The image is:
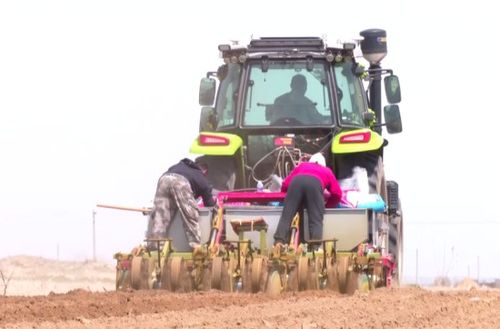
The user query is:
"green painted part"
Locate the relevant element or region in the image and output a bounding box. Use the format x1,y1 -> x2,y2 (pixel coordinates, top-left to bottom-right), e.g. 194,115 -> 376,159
190,132 -> 243,155
332,128 -> 384,154
260,230 -> 267,255
335,252 -> 382,258
168,252 -> 196,260
141,251 -> 194,259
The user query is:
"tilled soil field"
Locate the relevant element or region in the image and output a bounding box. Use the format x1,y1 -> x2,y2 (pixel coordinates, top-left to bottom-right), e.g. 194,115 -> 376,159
1,256 -> 499,329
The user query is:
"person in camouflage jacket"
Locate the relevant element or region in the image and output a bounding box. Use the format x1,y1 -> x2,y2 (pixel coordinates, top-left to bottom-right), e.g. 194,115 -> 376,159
146,158 -> 215,250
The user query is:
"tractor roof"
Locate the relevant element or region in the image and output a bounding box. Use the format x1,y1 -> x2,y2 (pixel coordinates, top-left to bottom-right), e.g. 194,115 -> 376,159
218,36 -> 357,62
247,37 -> 325,53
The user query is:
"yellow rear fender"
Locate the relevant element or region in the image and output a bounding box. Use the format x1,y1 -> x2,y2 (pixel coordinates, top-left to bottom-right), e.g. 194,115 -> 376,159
332,128 -> 385,154
189,132 -> 243,156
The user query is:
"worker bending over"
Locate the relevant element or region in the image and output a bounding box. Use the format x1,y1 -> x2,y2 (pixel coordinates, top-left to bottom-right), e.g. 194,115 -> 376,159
273,153 -> 342,248
146,158 -> 215,250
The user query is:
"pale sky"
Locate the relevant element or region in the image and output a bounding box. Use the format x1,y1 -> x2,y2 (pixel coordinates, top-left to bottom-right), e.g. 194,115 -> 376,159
1,0 -> 499,283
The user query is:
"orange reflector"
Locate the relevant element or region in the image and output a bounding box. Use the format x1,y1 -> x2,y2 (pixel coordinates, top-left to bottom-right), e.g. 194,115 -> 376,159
339,131 -> 371,143
274,136 -> 295,147
199,134 -> 230,146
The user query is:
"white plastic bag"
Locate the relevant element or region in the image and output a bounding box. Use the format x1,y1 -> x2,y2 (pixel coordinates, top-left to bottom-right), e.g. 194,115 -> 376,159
338,166 -> 369,193
338,166 -> 385,212
269,174 -> 283,192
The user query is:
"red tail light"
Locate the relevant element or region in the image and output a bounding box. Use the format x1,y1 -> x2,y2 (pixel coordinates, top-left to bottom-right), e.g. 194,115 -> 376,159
339,131 -> 371,143
199,134 -> 230,146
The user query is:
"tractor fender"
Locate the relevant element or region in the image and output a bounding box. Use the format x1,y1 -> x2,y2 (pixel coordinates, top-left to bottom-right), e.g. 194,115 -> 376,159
190,132 -> 243,156
331,128 -> 386,154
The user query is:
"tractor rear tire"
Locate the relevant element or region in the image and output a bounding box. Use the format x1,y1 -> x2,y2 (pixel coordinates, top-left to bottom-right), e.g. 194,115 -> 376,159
369,156 -> 390,255
372,158 -> 403,287
389,200 -> 404,286
197,155 -> 236,191
368,156 -> 386,197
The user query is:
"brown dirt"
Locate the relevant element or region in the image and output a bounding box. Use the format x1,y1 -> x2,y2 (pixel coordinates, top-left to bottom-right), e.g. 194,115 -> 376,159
1,256 -> 499,329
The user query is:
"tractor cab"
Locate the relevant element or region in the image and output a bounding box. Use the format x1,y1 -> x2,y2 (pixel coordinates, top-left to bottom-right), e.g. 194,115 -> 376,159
193,33 -> 402,191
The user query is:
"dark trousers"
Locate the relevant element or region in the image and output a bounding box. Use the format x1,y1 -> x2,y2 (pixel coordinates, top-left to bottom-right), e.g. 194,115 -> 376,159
273,175 -> 325,244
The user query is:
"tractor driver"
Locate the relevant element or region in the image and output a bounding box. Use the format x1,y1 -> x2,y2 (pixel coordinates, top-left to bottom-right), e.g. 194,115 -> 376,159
269,74 -> 325,125
145,157 -> 215,251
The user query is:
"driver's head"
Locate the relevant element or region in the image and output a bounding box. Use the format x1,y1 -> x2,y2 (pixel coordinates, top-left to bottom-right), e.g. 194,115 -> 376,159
290,74 -> 307,95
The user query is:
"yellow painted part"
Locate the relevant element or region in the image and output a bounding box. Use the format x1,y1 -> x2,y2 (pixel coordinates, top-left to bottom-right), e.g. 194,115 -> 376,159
290,213 -> 300,229
332,128 -> 384,154
190,132 -> 243,156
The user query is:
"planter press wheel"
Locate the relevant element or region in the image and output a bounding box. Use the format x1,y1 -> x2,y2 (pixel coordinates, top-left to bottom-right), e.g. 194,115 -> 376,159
200,260 -> 212,291
221,258 -> 235,292
337,256 -> 350,294
266,270 -> 282,296
326,258 -> 339,292
160,258 -> 171,290
144,258 -> 157,289
242,258 -> 254,293
115,262 -> 131,291
357,273 -> 370,293
310,257 -> 326,290
251,257 -> 266,293
115,268 -> 122,291
371,263 -> 385,289
285,263 -> 298,292
169,256 -> 188,292
130,256 -> 144,290
233,257 -> 247,292
345,269 -> 360,295
297,256 -> 309,291
211,256 -> 224,290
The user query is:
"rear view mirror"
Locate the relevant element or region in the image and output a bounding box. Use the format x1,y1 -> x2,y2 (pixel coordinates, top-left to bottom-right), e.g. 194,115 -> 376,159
199,107 -> 216,132
384,104 -> 402,134
199,78 -> 216,106
384,75 -> 401,104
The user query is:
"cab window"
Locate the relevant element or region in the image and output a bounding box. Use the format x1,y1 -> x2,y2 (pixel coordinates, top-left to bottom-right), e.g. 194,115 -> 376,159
243,60 -> 333,126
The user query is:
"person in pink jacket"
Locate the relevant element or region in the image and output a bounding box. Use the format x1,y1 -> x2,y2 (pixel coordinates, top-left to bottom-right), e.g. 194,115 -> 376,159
273,153 -> 342,248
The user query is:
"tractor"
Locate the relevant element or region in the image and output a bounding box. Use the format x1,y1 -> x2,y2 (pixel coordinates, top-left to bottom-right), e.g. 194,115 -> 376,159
114,29 -> 404,294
